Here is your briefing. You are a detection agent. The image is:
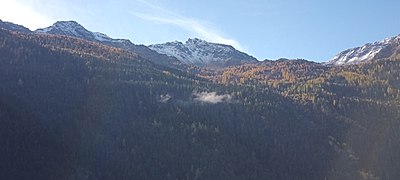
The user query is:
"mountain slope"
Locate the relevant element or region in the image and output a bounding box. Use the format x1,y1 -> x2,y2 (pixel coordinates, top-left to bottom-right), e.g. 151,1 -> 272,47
203,59 -> 329,85
2,19 -> 400,180
327,34 -> 400,65
0,19 -> 31,33
149,38 -> 258,68
36,21 -> 127,43
35,21 -> 185,69
0,27 -> 342,180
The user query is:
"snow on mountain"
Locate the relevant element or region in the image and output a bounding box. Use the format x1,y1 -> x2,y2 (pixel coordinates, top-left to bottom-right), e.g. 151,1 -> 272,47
35,21 -> 130,45
327,34 -> 400,65
34,21 -> 185,69
149,38 -> 258,68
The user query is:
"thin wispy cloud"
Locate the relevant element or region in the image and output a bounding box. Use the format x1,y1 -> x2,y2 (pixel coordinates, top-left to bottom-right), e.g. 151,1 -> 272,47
129,0 -> 245,51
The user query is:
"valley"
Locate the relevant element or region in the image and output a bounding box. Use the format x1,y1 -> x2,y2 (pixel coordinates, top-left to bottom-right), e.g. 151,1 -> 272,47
0,19 -> 399,180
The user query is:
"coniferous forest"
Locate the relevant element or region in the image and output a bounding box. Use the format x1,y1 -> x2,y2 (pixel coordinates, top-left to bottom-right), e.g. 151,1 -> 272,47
1,24 -> 400,180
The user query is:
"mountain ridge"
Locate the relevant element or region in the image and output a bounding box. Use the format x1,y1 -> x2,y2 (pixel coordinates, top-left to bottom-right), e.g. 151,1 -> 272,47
33,21 -> 186,70
149,38 -> 258,68
2,19 -> 400,67
34,21 -> 258,68
0,19 -> 31,33
327,34 -> 400,65
35,21 -> 132,45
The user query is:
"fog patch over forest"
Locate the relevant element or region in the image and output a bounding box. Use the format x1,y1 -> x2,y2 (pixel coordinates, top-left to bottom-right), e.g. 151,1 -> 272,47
193,91 -> 232,104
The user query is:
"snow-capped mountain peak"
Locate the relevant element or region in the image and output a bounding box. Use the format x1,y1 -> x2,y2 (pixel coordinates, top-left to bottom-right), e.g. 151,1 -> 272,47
327,34 -> 400,65
149,38 -> 258,68
35,21 -> 131,45
36,21 -> 87,36
186,38 -> 208,45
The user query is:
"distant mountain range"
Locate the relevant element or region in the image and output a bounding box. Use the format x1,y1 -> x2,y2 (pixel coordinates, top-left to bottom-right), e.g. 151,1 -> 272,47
35,21 -> 186,69
35,21 -> 257,68
2,19 -> 400,67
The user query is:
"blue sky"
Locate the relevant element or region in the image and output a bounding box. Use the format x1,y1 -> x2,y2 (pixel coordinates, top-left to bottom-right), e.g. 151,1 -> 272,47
1,0 -> 400,62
